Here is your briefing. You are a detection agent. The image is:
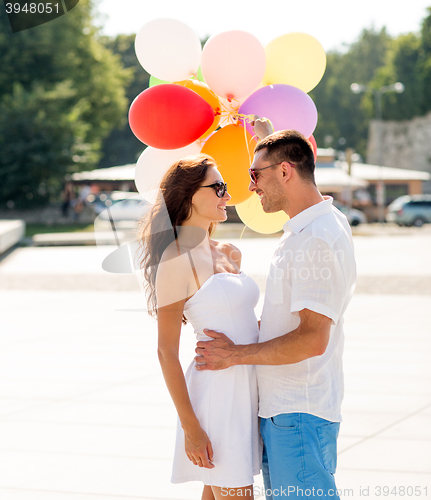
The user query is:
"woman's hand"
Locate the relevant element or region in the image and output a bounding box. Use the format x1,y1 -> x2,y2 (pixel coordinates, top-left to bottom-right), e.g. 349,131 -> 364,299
184,424 -> 215,469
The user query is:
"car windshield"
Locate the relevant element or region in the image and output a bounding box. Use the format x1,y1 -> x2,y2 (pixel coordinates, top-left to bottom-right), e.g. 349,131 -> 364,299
388,196 -> 410,211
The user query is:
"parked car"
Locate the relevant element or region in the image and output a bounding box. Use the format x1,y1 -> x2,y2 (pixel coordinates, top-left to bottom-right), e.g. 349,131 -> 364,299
89,191 -> 151,221
386,195 -> 431,227
333,201 -> 367,226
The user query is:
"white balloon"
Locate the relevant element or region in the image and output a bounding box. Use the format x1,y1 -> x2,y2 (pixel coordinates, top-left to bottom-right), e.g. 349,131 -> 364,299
135,19 -> 201,82
135,143 -> 202,204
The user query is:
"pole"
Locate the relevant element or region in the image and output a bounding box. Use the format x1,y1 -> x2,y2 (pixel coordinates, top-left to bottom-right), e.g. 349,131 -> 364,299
375,90 -> 386,225
345,147 -> 354,210
350,82 -> 404,225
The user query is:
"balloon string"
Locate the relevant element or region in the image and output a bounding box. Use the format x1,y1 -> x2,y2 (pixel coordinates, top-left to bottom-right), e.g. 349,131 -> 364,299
219,99 -> 239,126
195,86 -> 257,165
238,196 -> 256,239
237,115 -> 254,167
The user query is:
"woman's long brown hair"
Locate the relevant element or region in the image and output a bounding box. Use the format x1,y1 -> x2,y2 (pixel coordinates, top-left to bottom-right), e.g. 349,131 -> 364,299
136,154 -> 217,323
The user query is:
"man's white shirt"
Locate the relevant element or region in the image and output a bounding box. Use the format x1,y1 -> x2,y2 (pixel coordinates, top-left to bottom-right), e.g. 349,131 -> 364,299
257,197 -> 356,422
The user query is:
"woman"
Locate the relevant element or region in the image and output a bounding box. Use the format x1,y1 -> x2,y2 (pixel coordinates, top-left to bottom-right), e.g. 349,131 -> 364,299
137,154 -> 260,500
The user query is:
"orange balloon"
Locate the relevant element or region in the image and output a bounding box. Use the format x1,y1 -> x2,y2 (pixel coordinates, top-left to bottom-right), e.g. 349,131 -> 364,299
201,124 -> 256,205
175,79 -> 221,139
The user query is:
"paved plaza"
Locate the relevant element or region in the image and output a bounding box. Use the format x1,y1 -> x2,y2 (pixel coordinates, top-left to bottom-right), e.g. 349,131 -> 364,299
0,227 -> 430,499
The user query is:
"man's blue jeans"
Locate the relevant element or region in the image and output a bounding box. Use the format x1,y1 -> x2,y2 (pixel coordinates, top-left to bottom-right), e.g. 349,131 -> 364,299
260,413 -> 340,499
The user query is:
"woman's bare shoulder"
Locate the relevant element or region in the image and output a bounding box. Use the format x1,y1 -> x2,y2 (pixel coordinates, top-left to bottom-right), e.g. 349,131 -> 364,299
156,250 -> 193,307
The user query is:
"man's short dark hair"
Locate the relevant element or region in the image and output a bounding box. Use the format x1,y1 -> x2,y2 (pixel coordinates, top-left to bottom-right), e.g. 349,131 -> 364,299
254,130 -> 316,185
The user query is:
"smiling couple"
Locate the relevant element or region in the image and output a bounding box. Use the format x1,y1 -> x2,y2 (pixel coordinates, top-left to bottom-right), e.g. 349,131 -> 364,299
137,121 -> 356,500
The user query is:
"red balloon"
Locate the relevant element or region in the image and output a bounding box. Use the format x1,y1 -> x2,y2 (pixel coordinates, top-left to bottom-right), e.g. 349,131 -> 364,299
308,134 -> 317,161
129,84 -> 215,149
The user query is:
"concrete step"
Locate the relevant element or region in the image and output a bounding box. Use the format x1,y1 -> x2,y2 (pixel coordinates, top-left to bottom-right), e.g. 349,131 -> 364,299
32,231 -> 128,246
0,220 -> 26,254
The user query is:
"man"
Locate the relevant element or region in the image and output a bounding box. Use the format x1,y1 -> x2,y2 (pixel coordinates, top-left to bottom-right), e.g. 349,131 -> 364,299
195,128 -> 356,499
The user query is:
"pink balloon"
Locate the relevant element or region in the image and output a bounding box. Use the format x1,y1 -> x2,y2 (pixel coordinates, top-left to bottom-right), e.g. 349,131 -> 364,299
201,30 -> 266,100
239,84 -> 318,138
308,135 -> 317,160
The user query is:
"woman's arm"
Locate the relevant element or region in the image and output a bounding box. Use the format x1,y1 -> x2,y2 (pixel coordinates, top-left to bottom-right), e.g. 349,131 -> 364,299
157,297 -> 214,469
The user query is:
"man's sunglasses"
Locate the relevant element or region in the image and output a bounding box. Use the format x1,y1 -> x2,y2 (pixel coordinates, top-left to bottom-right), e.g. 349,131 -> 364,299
248,161 -> 296,184
200,181 -> 228,198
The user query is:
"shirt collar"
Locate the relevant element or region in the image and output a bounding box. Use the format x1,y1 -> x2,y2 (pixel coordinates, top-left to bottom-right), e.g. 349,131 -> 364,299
283,196 -> 334,234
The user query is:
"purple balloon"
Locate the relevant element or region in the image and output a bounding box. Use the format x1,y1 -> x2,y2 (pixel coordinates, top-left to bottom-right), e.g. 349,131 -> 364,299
239,84 -> 318,138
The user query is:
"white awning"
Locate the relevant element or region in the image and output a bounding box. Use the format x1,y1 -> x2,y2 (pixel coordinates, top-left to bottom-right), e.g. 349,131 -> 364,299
315,167 -> 368,192
343,162 -> 430,181
70,160 -> 431,188
71,164 -> 136,181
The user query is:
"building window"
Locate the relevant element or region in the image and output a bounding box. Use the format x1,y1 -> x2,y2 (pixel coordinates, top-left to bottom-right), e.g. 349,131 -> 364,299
366,184 -> 408,205
385,184 -> 408,204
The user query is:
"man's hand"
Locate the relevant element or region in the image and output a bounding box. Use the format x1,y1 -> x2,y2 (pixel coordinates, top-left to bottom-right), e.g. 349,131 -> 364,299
251,116 -> 274,141
195,330 -> 237,370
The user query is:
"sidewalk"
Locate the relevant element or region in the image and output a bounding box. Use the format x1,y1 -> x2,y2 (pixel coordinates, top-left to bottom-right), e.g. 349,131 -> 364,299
0,233 -> 430,499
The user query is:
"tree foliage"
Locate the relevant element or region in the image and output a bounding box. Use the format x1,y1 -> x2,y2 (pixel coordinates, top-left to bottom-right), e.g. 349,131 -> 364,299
310,28 -> 392,156
371,33 -> 422,121
0,83 -> 97,208
312,9 -> 431,157
418,7 -> 431,112
98,34 -> 150,168
0,0 -> 130,208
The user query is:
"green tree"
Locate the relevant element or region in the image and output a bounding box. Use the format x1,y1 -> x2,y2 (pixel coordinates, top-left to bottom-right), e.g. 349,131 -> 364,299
418,7 -> 431,113
363,8 -> 431,122
0,0 -> 131,208
365,33 -> 421,121
98,34 -> 150,168
0,83 -> 96,208
310,28 -> 392,157
315,8 -> 431,157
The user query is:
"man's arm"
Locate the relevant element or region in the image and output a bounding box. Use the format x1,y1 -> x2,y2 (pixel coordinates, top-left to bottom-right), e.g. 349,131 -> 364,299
195,308 -> 331,370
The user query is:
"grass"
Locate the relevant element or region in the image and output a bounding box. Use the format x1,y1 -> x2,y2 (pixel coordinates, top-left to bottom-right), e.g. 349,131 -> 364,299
25,223 -> 95,238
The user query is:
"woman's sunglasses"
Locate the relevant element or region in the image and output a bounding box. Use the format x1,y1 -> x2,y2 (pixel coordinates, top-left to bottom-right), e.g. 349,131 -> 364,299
200,181 -> 228,198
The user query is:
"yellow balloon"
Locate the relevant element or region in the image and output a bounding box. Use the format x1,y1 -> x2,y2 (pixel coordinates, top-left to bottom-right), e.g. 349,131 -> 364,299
235,193 -> 289,234
263,33 -> 326,93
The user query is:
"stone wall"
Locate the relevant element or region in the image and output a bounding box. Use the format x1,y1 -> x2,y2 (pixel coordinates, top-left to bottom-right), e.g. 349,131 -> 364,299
367,110 -> 431,193
0,204 -> 96,225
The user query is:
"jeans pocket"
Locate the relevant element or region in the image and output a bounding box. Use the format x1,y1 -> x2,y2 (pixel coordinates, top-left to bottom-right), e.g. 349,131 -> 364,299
270,413 -> 299,430
317,422 -> 340,474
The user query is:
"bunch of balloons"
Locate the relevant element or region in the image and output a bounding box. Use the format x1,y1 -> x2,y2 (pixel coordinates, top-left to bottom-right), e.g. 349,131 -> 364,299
129,19 -> 325,233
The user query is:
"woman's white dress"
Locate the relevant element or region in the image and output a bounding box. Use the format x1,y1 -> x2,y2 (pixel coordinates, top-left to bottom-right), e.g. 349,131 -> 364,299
171,272 -> 261,487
